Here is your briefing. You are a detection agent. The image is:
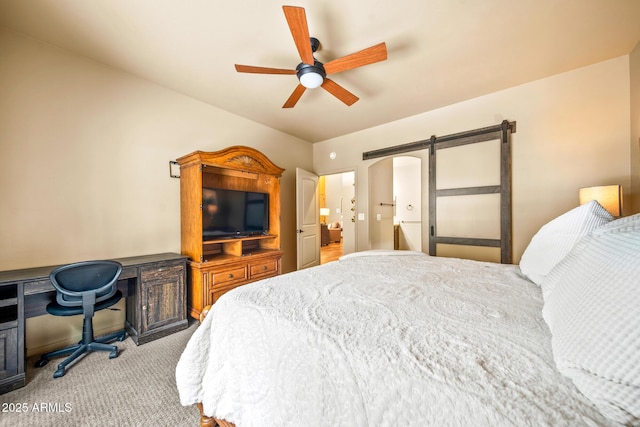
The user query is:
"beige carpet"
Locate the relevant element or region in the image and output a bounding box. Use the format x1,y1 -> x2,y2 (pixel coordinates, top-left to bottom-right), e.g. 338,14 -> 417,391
0,322 -> 201,427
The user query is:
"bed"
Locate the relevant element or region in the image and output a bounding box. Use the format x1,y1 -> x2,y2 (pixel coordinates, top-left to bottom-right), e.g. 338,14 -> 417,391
176,201 -> 640,427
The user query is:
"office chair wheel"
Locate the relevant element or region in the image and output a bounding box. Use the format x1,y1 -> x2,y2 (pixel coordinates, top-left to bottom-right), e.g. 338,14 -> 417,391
109,349 -> 118,359
34,357 -> 49,368
53,367 -> 66,378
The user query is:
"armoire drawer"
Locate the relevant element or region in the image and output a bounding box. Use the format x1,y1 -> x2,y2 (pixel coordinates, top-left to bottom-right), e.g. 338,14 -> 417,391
249,258 -> 279,279
210,266 -> 247,287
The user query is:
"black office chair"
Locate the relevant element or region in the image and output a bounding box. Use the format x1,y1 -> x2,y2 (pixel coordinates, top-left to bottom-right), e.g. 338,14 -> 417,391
34,260 -> 127,378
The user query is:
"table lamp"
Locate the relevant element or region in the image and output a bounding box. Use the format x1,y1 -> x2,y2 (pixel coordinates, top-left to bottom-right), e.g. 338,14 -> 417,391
320,208 -> 330,224
578,185 -> 623,217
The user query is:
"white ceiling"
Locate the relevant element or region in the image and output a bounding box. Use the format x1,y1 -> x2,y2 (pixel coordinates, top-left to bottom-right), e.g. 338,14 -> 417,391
1,0 -> 640,143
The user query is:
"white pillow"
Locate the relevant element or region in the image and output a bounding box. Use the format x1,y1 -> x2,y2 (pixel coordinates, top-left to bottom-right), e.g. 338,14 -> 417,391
519,201 -> 612,286
542,213 -> 640,424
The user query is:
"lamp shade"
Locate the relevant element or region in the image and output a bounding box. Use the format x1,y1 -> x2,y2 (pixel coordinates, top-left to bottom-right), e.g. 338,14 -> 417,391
579,185 -> 623,217
320,208 -> 331,216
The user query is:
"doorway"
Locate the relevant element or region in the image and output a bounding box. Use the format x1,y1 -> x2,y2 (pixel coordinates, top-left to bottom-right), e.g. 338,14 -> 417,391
369,156 -> 422,251
319,171 -> 355,264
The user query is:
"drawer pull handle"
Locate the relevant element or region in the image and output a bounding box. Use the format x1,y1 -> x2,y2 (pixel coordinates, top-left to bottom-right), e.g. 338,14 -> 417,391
228,274 -> 233,278
262,266 -> 267,270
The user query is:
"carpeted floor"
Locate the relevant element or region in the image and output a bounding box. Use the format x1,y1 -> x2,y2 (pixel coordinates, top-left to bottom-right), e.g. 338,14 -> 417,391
0,322 -> 201,427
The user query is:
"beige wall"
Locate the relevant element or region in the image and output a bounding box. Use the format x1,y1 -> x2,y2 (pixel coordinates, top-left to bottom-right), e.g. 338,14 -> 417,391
0,29 -> 312,355
0,28 -> 312,273
313,55 -> 633,263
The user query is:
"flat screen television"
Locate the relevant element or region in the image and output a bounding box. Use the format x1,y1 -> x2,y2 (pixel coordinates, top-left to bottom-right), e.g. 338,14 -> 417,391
202,187 -> 269,239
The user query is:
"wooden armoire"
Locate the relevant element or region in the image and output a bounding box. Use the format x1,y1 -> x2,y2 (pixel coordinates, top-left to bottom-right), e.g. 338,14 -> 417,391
177,146 -> 284,320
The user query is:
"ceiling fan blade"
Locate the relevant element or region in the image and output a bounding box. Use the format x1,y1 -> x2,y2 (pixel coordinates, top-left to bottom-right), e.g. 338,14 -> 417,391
324,42 -> 388,75
283,6 -> 315,65
321,78 -> 359,106
283,84 -> 307,108
235,64 -> 296,74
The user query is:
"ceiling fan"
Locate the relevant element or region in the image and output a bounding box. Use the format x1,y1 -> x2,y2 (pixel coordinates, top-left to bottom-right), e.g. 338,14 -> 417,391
234,5 -> 388,108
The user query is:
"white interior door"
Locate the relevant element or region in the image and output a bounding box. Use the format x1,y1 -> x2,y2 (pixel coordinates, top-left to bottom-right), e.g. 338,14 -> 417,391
296,168 -> 320,270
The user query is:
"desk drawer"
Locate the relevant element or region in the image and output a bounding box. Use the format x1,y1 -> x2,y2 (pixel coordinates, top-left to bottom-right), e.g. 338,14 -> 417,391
249,259 -> 278,279
210,266 -> 247,287
141,263 -> 183,282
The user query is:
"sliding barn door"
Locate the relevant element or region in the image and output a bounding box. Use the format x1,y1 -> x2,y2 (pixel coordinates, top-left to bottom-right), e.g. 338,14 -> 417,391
362,121 -> 514,264
429,122 -> 513,263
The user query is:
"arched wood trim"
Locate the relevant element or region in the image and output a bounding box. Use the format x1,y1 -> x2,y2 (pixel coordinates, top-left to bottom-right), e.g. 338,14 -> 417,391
177,146 -> 285,177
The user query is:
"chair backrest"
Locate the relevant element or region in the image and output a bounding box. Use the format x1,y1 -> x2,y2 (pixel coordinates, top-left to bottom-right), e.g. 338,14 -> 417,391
50,260 -> 123,308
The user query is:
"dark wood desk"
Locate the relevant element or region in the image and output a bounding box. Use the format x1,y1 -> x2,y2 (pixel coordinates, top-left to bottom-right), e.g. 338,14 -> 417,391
0,252 -> 188,394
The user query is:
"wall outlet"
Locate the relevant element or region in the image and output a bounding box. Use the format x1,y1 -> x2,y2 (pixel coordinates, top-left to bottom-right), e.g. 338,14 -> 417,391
358,213 -> 365,221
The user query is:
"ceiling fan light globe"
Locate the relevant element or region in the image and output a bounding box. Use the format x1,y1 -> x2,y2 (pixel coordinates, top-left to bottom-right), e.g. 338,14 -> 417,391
300,72 -> 324,89
296,61 -> 326,89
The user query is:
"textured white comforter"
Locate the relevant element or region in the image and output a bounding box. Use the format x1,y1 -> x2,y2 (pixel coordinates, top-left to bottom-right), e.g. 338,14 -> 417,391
176,251 -> 612,426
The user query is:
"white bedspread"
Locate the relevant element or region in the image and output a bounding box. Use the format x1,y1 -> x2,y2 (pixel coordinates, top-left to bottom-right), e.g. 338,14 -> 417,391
176,252 -> 612,426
